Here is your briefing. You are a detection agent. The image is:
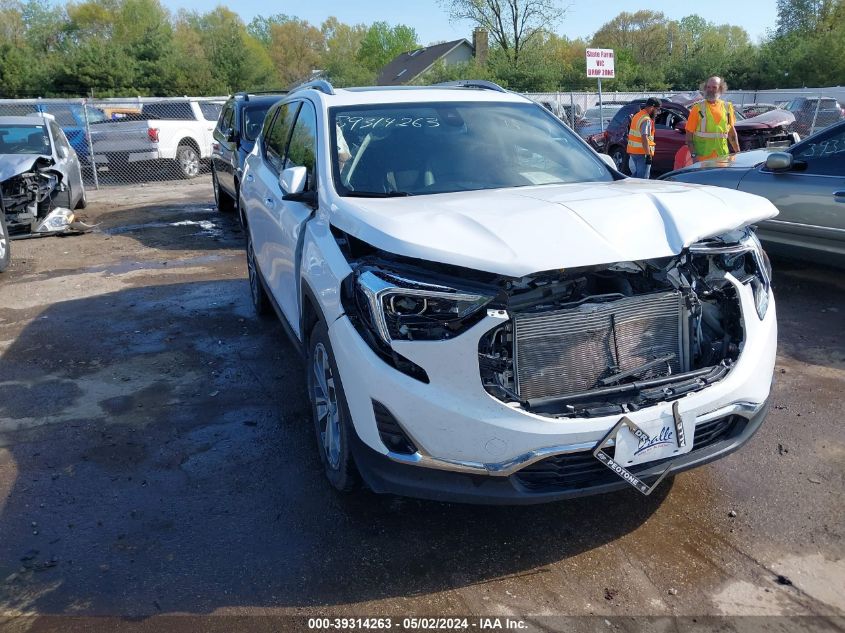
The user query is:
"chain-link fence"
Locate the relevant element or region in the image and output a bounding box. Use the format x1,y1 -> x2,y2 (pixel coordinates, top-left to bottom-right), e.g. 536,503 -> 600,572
0,97 -> 226,190
2,88 -> 843,190
524,87 -> 845,140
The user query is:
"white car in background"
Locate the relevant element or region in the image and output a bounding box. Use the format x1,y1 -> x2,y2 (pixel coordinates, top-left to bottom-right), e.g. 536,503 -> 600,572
89,100 -> 222,179
239,80 -> 778,504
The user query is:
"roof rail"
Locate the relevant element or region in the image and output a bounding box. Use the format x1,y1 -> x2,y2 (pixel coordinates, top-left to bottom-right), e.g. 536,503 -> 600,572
291,80 -> 335,96
233,90 -> 290,102
434,80 -> 508,93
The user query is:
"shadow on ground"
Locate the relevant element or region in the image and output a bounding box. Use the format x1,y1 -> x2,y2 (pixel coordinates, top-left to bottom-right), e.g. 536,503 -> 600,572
0,279 -> 668,616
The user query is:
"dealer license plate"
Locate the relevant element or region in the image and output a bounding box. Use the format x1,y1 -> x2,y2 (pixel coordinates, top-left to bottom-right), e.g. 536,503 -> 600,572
593,401 -> 696,495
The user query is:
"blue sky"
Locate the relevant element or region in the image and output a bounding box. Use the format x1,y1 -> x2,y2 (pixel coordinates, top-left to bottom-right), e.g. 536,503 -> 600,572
157,0 -> 779,45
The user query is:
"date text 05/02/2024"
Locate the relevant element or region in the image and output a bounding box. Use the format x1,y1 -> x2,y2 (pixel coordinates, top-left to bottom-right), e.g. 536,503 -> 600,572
306,617 -> 529,630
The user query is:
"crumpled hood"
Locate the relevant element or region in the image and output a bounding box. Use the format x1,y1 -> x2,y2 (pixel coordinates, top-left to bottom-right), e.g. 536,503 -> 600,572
0,154 -> 54,183
735,109 -> 795,129
330,179 -> 779,277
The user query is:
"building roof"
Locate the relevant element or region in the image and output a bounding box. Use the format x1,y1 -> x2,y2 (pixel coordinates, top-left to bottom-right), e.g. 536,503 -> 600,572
377,39 -> 473,86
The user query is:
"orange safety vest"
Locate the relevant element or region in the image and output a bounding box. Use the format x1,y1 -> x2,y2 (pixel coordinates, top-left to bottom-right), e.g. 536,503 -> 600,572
626,109 -> 655,155
690,100 -> 734,161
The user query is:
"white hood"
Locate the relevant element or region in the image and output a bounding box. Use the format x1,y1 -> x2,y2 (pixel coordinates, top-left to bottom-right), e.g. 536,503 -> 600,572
329,179 -> 779,277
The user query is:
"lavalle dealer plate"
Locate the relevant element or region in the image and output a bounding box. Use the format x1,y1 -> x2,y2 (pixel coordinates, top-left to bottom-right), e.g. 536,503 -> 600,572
593,401 -> 696,495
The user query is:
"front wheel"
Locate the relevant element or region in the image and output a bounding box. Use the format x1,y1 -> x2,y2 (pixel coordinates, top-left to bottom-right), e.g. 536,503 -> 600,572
609,146 -> 631,175
246,233 -> 271,316
175,145 -> 200,179
212,167 -> 235,212
0,213 -> 10,273
75,186 -> 87,210
307,320 -> 359,493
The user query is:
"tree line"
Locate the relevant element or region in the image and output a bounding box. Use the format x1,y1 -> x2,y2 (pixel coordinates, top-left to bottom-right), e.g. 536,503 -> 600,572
0,0 -> 842,98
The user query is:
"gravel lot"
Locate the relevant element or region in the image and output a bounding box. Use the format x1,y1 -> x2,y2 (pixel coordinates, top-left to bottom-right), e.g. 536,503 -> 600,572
0,177 -> 843,629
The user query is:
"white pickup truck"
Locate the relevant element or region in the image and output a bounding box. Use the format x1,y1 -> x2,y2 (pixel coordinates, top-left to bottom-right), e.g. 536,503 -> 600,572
89,100 -> 222,178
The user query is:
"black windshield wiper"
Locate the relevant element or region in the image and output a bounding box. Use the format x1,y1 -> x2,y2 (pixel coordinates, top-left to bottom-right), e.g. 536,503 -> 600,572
343,191 -> 413,198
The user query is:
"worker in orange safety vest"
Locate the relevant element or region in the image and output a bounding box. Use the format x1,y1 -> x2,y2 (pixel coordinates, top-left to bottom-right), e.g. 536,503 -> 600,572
685,76 -> 740,162
626,97 -> 661,179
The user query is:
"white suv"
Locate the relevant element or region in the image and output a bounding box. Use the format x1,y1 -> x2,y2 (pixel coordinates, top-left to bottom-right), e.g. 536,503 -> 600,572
240,80 -> 778,504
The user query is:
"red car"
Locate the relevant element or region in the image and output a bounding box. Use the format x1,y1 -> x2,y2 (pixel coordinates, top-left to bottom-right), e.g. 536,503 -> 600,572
599,98 -> 797,176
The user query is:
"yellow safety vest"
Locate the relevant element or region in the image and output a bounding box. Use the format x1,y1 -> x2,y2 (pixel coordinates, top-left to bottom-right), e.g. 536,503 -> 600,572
691,100 -> 734,160
626,110 -> 655,155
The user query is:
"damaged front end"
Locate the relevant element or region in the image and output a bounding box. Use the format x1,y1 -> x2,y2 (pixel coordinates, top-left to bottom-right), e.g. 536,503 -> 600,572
338,227 -> 771,419
0,157 -> 77,239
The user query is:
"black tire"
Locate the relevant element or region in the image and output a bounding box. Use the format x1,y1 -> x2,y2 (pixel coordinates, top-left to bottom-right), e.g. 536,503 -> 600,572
175,144 -> 200,179
212,167 -> 235,213
75,185 -> 88,210
307,319 -> 359,493
0,213 -> 10,273
246,232 -> 271,316
609,145 -> 631,175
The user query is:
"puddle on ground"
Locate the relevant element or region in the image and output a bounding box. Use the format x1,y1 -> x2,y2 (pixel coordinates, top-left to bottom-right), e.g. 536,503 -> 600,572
104,218 -> 224,239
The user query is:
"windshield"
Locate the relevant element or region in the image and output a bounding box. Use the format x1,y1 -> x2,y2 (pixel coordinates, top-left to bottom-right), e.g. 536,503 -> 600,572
0,124 -> 51,155
584,106 -> 620,120
242,105 -> 272,141
331,101 -> 613,197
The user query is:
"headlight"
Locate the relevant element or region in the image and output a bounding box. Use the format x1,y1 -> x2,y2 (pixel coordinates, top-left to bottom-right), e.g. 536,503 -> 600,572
355,269 -> 492,344
690,228 -> 771,320
742,231 -> 772,320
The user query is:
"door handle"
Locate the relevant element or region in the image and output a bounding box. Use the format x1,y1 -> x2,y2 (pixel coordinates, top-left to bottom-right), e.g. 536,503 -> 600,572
834,190 -> 845,201
264,198 -> 275,208
246,174 -> 254,183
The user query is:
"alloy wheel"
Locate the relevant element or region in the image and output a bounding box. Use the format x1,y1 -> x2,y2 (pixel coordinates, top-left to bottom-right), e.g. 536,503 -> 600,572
179,148 -> 200,178
312,342 -> 341,470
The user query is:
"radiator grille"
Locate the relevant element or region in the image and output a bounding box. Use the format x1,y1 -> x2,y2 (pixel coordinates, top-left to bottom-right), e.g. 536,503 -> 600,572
513,292 -> 685,401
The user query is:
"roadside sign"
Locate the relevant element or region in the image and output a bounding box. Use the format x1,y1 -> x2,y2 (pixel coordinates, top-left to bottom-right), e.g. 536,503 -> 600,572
586,48 -> 615,79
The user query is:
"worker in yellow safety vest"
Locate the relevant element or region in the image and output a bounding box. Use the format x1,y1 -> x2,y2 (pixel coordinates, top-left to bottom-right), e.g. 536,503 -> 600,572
626,97 -> 661,179
685,76 -> 740,162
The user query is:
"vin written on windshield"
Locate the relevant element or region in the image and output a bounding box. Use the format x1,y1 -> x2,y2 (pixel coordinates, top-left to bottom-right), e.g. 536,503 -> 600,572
330,101 -> 613,197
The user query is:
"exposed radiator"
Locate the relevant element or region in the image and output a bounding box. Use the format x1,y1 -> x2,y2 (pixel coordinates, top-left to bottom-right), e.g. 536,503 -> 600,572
513,291 -> 686,401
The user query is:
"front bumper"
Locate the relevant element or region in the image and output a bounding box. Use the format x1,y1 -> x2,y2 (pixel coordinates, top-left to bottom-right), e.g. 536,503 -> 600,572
350,400 -> 769,504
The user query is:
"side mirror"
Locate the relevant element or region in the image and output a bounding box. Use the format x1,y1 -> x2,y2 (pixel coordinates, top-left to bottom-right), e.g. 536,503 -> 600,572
280,165 -> 317,207
279,165 -> 307,194
765,152 -> 793,171
57,145 -> 69,159
226,129 -> 239,144
599,154 -> 617,170
675,121 -> 686,133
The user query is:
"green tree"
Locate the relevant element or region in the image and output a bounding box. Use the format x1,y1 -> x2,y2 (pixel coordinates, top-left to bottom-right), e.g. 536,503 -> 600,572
357,22 -> 418,73
321,17 -> 372,87
247,13 -> 291,46
268,18 -> 325,87
182,7 -> 274,93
